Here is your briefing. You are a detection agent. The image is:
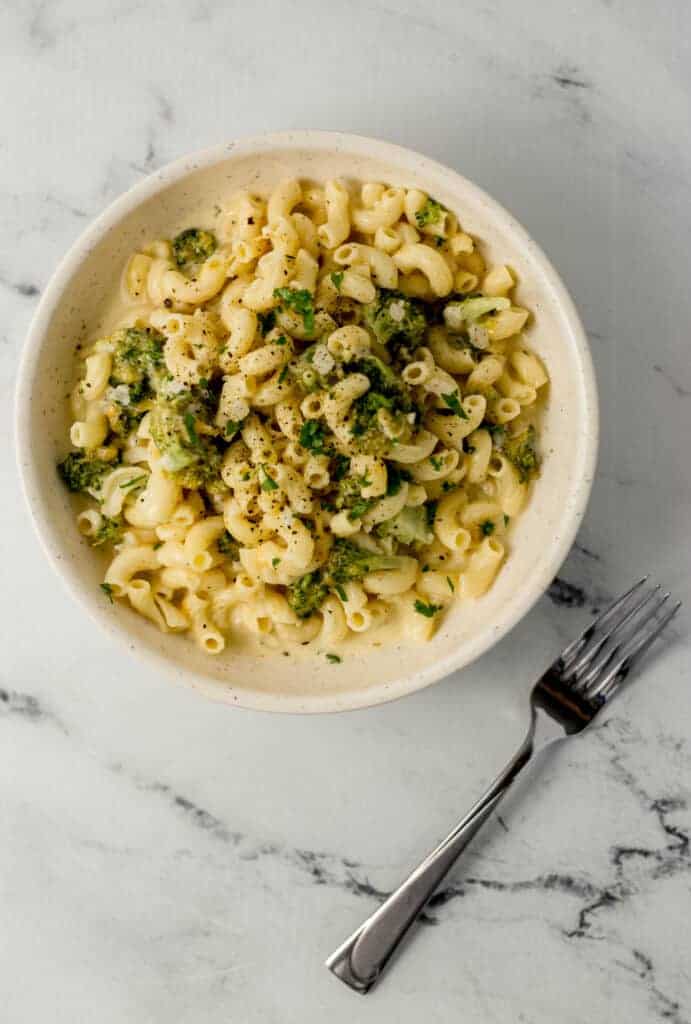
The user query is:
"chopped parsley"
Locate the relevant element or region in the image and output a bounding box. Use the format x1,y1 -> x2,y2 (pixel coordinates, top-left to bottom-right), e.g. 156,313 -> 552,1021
273,287 -> 315,334
334,584 -> 348,602
481,520 -> 495,536
100,583 -> 115,603
330,271 -> 344,290
429,455 -> 443,471
414,599 -> 441,618
446,576 -> 455,592
299,419 -> 327,454
119,474 -> 147,491
332,454 -> 350,481
183,412 -> 199,446
272,557 -> 282,568
260,465 -> 278,491
275,334 -> 288,346
225,419 -> 242,439
441,391 -> 468,418
326,653 -> 342,664
278,365 -> 290,384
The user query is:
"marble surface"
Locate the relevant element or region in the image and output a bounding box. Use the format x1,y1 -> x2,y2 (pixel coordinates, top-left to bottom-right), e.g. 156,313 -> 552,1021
2,1 -> 691,1020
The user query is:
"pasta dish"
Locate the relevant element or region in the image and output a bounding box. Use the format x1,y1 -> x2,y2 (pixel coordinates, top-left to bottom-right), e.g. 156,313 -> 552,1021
57,177 -> 548,657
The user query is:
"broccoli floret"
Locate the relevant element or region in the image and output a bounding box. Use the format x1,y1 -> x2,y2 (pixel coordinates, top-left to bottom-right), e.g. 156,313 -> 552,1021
364,290 -> 427,348
376,506 -> 433,546
443,296 -> 510,331
58,452 -> 113,494
290,344 -> 335,393
105,381 -> 147,437
160,377 -> 220,419
92,516 -> 124,547
172,228 -> 217,268
333,473 -> 375,521
349,355 -> 409,402
502,425 -> 540,483
346,355 -> 415,451
415,197 -> 447,230
349,391 -> 394,440
286,570 -> 331,619
109,326 -> 165,396
326,539 -> 407,585
286,540 -> 409,618
149,400 -> 224,491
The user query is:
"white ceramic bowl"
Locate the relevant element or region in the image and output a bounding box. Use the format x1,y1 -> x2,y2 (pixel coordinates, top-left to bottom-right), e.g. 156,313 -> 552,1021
15,131 -> 598,714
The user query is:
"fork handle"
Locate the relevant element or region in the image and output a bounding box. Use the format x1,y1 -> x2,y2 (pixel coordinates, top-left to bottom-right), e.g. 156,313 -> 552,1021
326,726 -> 536,993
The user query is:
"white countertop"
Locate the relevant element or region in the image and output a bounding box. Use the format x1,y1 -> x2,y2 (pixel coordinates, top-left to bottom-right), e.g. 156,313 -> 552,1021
2,1 -> 691,1020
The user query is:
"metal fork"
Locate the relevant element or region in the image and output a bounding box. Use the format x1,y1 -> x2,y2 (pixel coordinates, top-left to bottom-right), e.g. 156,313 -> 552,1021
326,578 -> 681,993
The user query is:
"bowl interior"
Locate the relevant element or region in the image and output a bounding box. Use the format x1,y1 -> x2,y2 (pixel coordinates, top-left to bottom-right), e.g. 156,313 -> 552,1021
16,133 -> 597,712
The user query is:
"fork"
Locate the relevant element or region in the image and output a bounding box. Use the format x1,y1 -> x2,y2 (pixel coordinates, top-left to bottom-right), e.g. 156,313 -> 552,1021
326,578 -> 681,993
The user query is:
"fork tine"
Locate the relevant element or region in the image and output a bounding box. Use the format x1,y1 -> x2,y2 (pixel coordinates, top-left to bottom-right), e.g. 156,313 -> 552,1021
566,585 -> 661,687
586,599 -> 681,702
575,592 -> 670,693
559,576 -> 649,668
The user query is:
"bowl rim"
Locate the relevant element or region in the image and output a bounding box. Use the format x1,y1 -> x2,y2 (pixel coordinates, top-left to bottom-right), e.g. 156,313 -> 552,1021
15,129 -> 599,714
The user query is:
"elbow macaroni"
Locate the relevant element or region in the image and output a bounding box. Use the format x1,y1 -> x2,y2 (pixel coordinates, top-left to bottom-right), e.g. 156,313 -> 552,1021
61,176 -> 549,657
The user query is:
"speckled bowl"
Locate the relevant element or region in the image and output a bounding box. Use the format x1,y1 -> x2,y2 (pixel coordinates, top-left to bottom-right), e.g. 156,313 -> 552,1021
15,131 -> 598,713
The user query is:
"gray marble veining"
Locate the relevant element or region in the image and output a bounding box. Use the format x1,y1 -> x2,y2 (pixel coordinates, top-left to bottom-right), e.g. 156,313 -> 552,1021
2,0 -> 690,1021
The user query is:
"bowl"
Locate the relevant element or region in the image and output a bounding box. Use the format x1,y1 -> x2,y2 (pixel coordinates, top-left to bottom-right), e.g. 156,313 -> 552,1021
15,131 -> 598,713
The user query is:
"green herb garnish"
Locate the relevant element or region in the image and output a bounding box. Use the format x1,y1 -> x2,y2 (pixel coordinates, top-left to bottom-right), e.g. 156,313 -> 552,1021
260,465 -> 278,491
326,653 -> 342,664
347,498 -> 374,521
299,419 -> 327,454
273,287 -> 315,334
225,419 -> 242,439
100,583 -> 115,603
414,599 -> 441,618
183,412 -> 199,446
330,271 -> 344,290
442,392 -> 468,418
119,474 -> 147,491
